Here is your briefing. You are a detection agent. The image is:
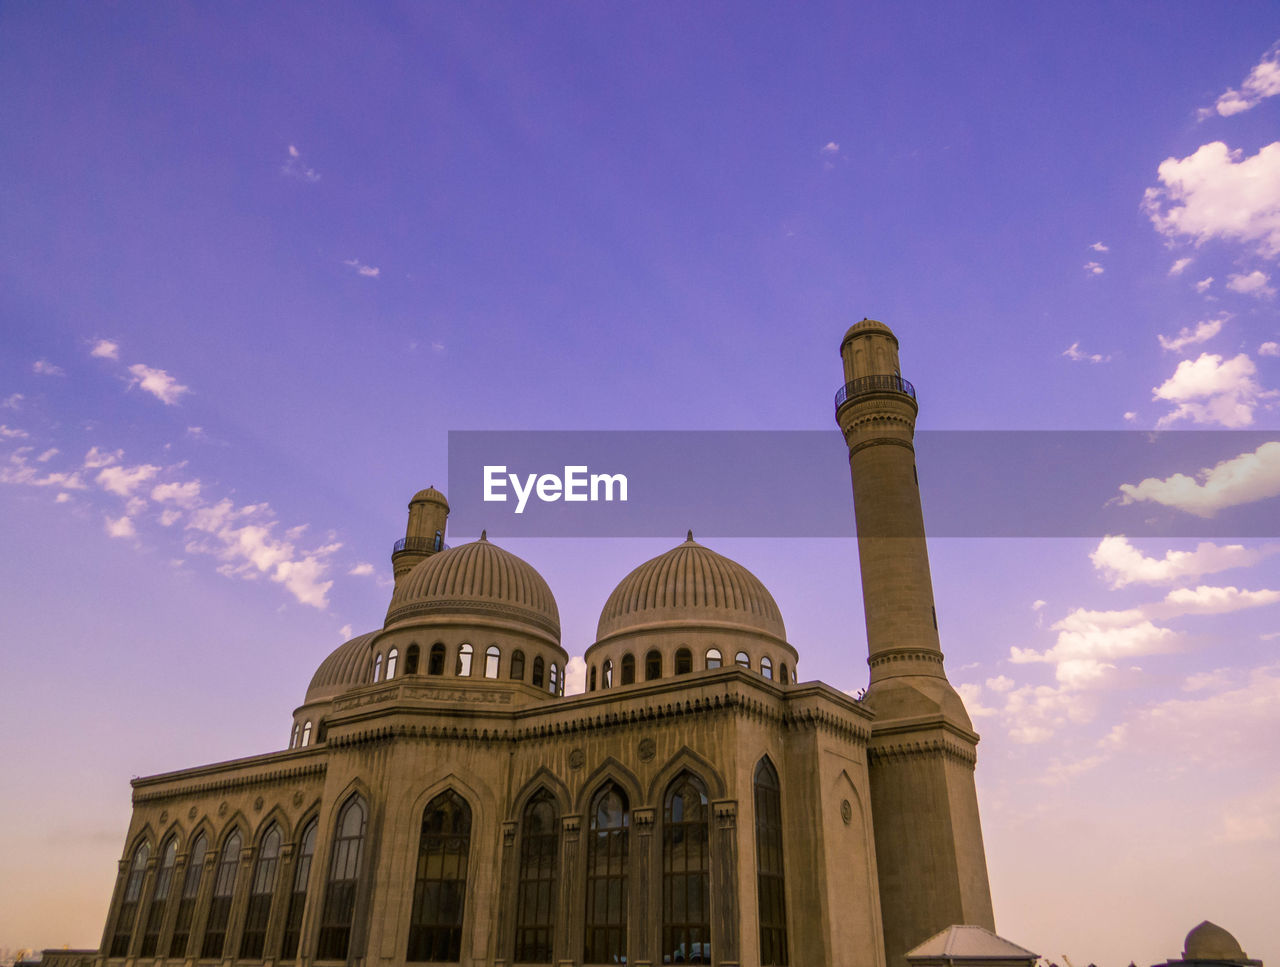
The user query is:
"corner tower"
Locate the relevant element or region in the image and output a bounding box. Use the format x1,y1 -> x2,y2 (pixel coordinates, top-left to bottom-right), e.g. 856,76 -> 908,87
391,485 -> 449,591
835,320 -> 995,967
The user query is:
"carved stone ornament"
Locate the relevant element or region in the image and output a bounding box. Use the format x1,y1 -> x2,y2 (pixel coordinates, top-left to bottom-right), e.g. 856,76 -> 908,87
292,790 -> 304,807
159,810 -> 168,824
254,796 -> 264,812
218,800 -> 228,817
188,806 -> 197,821
569,747 -> 585,770
638,737 -> 657,761
841,799 -> 853,825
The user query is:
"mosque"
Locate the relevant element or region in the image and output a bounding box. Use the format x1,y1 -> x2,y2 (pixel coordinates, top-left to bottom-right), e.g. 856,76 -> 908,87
58,324 -> 1262,967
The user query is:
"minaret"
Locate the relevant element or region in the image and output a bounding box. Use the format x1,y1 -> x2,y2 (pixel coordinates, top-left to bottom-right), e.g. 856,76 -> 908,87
391,486 -> 449,591
835,320 -> 995,967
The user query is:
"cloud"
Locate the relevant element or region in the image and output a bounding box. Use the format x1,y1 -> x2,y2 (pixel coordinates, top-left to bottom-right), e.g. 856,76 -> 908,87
565,656 -> 587,695
1195,276 -> 1214,293
2,393 -> 24,409
1032,600 -> 1047,611
1090,241 -> 1109,253
1169,257 -> 1193,276
282,144 -> 320,182
127,363 -> 190,405
90,339 -> 120,360
955,682 -> 999,719
1210,43 -> 1280,117
1123,411 -> 1137,422
95,463 -> 160,498
1062,342 -> 1110,364
151,480 -> 202,507
32,359 -> 65,376
1183,667 -> 1233,692
339,624 -> 354,640
36,448 -> 58,462
0,448 -> 87,490
1227,270 -> 1276,298
1137,662 -> 1280,767
1084,261 -> 1105,275
83,446 -> 122,469
343,258 -> 380,278
1261,341 -> 1280,356
1090,535 -> 1276,588
1142,141 -> 1280,258
1151,352 -> 1273,428
104,514 -> 136,539
348,562 -> 375,576
1158,316 -> 1224,352
1116,442 -> 1280,517
987,674 -> 1016,692
1157,584 -> 1280,615
0,424 -> 29,439
822,141 -> 839,155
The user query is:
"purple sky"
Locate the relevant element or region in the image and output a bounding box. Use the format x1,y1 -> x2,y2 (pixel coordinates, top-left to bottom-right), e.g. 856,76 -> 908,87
3,4 -> 1279,964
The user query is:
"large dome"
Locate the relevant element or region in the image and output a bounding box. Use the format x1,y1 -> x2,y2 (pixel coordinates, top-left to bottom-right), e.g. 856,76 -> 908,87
305,630 -> 377,703
596,535 -> 786,643
386,535 -> 560,639
1184,922 -> 1247,962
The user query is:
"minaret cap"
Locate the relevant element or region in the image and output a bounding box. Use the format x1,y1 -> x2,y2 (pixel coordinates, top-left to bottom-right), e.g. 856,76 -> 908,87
841,318 -> 898,346
410,486 -> 449,509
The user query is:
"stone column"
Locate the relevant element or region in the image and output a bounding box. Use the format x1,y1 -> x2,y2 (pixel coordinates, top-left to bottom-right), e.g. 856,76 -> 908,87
264,842 -> 297,966
555,814 -> 582,967
494,820 -> 520,967
631,807 -> 656,967
712,800 -> 740,967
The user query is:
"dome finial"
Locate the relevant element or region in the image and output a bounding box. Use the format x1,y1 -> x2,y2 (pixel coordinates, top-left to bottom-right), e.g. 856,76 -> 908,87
686,529 -> 694,542
480,529 -> 488,541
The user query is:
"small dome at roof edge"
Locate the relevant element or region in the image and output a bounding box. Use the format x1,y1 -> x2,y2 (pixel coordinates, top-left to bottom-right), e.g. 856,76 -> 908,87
1184,922 -> 1247,961
305,630 -> 377,704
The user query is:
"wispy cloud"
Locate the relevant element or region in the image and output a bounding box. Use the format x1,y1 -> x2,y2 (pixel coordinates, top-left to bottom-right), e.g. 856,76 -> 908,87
1206,42 -> 1280,117
1227,270 -> 1276,298
343,258 -> 380,278
127,363 -> 190,405
1195,276 -> 1214,294
348,562 -> 375,576
1261,341 -> 1279,357
1152,352 -> 1274,428
1084,261 -> 1105,275
1116,442 -> 1280,517
104,514 -> 137,539
0,447 -> 87,491
1158,316 -> 1224,352
1090,535 -> 1276,588
1090,241 -> 1109,253
32,359 -> 65,376
282,144 -> 320,183
0,425 -> 29,440
95,462 -> 160,497
1169,257 -> 1193,276
1062,342 -> 1110,363
90,339 -> 120,360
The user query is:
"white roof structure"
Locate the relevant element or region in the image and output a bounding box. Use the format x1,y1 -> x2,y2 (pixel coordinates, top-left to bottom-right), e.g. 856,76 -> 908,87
907,925 -> 1039,966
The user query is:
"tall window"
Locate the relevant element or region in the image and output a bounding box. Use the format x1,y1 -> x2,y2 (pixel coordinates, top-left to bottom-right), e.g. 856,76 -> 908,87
406,644 -> 421,675
373,654 -> 383,682
754,759 -> 788,965
645,649 -> 662,680
620,653 -> 635,685
663,773 -> 711,965
407,791 -> 471,962
168,833 -> 206,958
433,529 -> 443,551
386,647 -> 399,679
602,659 -> 613,688
549,663 -> 559,694
761,656 -> 773,680
109,840 -> 150,957
456,643 -> 473,677
429,643 -> 446,675
291,723 -> 300,748
511,649 -> 526,681
280,819 -> 317,960
675,648 -> 693,675
589,666 -> 597,691
140,836 -> 177,957
514,791 -> 558,963
301,720 -> 312,747
779,663 -> 790,685
240,825 -> 282,959
201,830 -> 242,959
706,648 -> 722,670
584,783 -> 629,964
484,645 -> 501,679
532,656 -> 545,688
317,796 -> 366,960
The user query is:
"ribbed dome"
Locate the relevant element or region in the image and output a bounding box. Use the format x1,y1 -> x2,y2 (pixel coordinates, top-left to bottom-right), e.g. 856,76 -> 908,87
411,486 -> 449,507
842,318 -> 897,343
1185,922 -> 1247,961
597,536 -> 786,642
306,631 -> 377,703
386,537 -> 560,639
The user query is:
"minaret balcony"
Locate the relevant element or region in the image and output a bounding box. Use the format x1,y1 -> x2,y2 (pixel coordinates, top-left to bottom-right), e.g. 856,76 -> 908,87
834,374 -> 916,411
392,536 -> 449,555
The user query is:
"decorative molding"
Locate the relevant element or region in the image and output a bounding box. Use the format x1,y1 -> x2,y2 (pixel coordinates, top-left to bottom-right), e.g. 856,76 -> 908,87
385,597 -> 560,637
868,650 -> 945,669
868,735 -> 978,768
133,761 -> 327,804
713,799 -> 737,829
846,435 -> 915,457
632,807 -> 656,835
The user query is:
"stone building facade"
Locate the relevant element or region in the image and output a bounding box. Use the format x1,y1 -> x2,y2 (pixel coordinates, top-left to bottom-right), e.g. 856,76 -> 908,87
90,322 -> 995,967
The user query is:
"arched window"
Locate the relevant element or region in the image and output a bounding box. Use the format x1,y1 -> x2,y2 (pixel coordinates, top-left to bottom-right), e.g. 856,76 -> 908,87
602,659 -> 613,688
514,790 -> 559,962
200,829 -> 242,958
373,653 -> 383,682
280,819 -> 317,960
755,759 -> 789,965
109,839 -> 150,957
408,791 -> 472,962
761,656 -> 773,680
456,643 -> 473,677
735,651 -> 750,669
549,663 -> 559,694
317,796 -> 366,960
484,645 -> 501,679
675,648 -> 693,675
589,666 -> 597,691
532,656 -> 545,688
240,825 -> 282,959
663,773 -> 711,965
621,653 -> 636,685
434,529 -> 443,551
511,649 -> 526,681
406,643 -> 421,675
429,643 -> 446,676
168,833 -> 206,958
140,836 -> 177,956
645,649 -> 662,681
706,648 -> 722,670
290,723 -> 300,749
584,783 -> 629,964
779,663 -> 790,685
386,647 -> 400,680
301,721 -> 312,748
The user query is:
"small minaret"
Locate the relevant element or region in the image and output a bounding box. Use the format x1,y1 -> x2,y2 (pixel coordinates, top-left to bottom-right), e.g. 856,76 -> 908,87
391,486 -> 449,591
835,320 -> 995,967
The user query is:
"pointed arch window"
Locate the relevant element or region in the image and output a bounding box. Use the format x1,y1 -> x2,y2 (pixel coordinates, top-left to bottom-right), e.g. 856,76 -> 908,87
735,651 -> 750,669
291,723 -> 300,749
549,663 -> 559,694
109,839 -> 150,957
602,659 -> 613,688
705,648 -> 722,670
408,791 -> 472,962
621,653 -> 635,685
584,783 -> 629,964
201,829 -> 242,958
779,663 -> 790,685
663,773 -> 711,965
373,653 -> 383,682
514,790 -> 559,963
511,649 -> 526,681
485,645 -> 501,679
532,656 -> 545,688
429,643 -> 446,676
754,759 -> 789,965
589,665 -> 597,691
301,720 -> 312,748
317,796 -> 366,960
168,833 -> 206,958
761,656 -> 773,680
675,648 -> 693,675
140,836 -> 177,957
280,819 -> 317,960
406,643 -> 421,675
645,649 -> 662,680
386,647 -> 399,679
456,643 -> 473,677
240,824 -> 282,959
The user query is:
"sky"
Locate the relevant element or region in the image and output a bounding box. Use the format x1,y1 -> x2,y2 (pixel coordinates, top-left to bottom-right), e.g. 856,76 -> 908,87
2,3 -> 1279,964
